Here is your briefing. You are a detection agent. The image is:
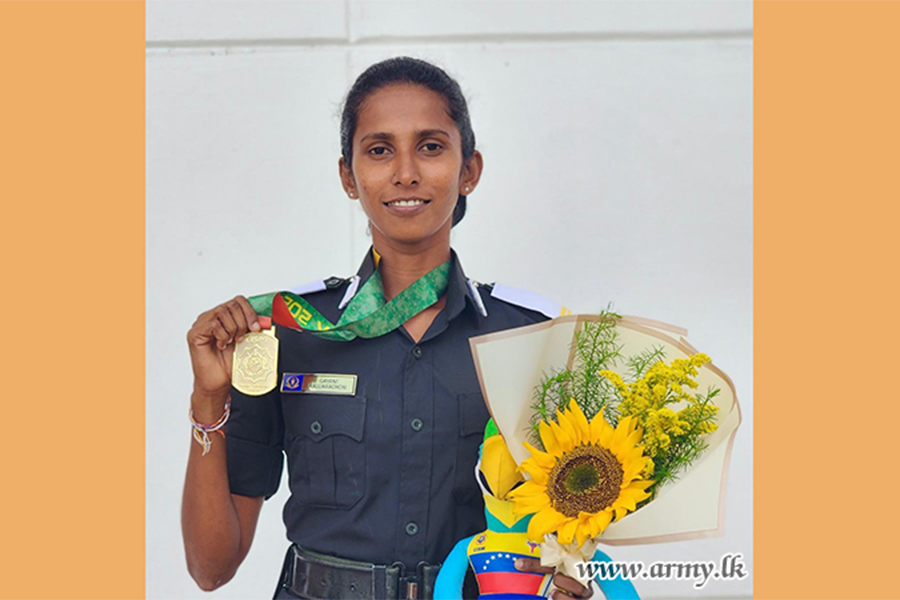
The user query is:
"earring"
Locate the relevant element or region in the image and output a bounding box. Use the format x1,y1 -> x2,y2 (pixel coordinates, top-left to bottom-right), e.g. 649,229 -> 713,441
349,192 -> 356,199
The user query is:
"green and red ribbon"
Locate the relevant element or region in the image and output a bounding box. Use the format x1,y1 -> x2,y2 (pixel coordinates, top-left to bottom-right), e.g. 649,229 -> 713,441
247,259 -> 451,342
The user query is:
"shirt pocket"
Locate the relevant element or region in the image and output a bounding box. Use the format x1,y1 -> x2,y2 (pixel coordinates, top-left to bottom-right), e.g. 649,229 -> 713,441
453,391 -> 491,507
285,394 -> 367,510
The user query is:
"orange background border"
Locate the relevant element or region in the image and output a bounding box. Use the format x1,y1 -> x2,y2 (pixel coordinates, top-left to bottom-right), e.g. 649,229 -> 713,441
2,1 -> 899,598
0,1 -> 145,598
755,1 -> 899,598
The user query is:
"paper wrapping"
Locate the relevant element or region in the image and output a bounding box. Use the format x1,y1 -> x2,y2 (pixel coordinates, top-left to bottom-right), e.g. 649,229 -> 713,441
469,314 -> 741,545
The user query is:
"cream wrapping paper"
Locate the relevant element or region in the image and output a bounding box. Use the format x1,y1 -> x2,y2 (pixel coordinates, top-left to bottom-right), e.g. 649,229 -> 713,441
469,314 -> 742,545
540,535 -> 598,585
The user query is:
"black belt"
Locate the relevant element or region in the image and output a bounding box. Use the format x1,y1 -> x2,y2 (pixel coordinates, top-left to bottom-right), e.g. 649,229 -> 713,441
275,544 -> 440,600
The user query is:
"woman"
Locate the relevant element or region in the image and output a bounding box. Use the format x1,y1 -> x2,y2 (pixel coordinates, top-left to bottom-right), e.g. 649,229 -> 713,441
182,57 -> 592,600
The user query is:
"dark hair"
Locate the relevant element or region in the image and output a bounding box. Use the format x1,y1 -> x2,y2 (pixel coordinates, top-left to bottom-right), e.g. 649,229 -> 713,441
340,56 -> 476,227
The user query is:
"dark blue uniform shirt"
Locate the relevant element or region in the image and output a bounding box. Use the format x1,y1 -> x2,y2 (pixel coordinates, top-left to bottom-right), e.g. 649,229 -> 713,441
226,248 -> 549,570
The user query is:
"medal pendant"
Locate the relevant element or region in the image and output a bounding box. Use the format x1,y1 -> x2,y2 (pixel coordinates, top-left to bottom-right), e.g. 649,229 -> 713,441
232,328 -> 279,396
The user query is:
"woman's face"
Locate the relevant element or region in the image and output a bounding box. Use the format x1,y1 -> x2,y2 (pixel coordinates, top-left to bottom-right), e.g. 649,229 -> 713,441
339,83 -> 482,249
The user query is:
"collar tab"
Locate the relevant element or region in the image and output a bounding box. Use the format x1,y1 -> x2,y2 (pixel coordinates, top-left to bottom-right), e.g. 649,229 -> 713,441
466,279 -> 488,318
337,275 -> 361,309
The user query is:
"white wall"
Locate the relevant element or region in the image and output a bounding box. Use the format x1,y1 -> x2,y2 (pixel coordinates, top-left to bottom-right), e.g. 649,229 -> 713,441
147,1 -> 752,598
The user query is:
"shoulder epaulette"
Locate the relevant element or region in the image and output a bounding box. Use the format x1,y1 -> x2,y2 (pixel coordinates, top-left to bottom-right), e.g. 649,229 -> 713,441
288,276 -> 347,296
489,282 -> 568,319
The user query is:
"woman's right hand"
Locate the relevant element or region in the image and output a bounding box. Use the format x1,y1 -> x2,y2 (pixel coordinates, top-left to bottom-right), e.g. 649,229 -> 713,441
187,295 -> 261,405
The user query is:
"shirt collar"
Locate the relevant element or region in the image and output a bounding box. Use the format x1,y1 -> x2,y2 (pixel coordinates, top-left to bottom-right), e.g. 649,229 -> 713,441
351,246 -> 484,327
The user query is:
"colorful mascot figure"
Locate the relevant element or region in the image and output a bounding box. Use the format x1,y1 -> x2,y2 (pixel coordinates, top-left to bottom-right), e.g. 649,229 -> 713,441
434,420 -> 640,600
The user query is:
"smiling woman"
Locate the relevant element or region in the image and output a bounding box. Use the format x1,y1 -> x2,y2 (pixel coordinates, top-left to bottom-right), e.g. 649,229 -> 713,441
181,57 -> 583,600
345,88 -> 471,234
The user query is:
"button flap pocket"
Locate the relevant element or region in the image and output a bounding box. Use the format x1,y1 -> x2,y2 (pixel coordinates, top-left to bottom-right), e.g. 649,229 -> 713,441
295,395 -> 366,442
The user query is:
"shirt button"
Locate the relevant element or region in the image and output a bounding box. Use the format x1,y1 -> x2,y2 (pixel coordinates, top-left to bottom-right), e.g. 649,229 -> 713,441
405,522 -> 419,536
411,418 -> 424,431
412,346 -> 423,358
310,421 -> 322,434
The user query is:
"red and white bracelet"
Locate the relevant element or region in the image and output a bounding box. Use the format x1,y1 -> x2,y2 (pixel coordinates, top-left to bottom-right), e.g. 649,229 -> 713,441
189,397 -> 231,456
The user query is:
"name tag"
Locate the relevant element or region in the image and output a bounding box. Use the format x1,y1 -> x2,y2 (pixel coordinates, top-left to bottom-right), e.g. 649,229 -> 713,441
280,372 -> 358,396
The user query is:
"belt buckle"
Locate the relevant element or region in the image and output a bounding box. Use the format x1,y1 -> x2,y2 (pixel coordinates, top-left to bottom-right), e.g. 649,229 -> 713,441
392,561 -> 417,600
404,580 -> 419,600
396,561 -> 433,600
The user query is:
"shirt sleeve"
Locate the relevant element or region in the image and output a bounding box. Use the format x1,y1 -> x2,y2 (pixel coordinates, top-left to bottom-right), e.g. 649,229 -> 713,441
225,384 -> 285,500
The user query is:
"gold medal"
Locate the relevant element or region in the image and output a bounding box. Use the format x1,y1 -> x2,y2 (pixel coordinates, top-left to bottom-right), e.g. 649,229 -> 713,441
232,328 -> 279,396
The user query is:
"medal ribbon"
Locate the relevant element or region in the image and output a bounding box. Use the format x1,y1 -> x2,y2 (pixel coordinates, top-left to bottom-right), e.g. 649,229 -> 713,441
247,259 -> 451,341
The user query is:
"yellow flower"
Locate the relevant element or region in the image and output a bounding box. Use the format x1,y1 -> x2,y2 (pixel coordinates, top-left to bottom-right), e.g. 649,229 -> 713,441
508,400 -> 653,548
598,370 -> 628,395
641,407 -> 692,456
652,383 -> 667,401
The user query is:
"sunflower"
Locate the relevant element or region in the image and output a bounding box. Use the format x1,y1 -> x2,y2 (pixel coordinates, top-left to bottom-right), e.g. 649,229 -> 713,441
508,399 -> 654,548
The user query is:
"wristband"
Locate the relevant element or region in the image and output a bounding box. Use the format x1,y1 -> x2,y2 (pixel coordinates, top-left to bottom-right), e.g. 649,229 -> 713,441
189,397 -> 231,456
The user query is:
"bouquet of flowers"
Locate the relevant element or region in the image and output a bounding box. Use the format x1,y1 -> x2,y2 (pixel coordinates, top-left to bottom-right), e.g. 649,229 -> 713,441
468,310 -> 741,583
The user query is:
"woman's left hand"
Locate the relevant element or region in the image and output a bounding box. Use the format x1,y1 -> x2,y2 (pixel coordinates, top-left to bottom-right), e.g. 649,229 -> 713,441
515,557 -> 594,599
